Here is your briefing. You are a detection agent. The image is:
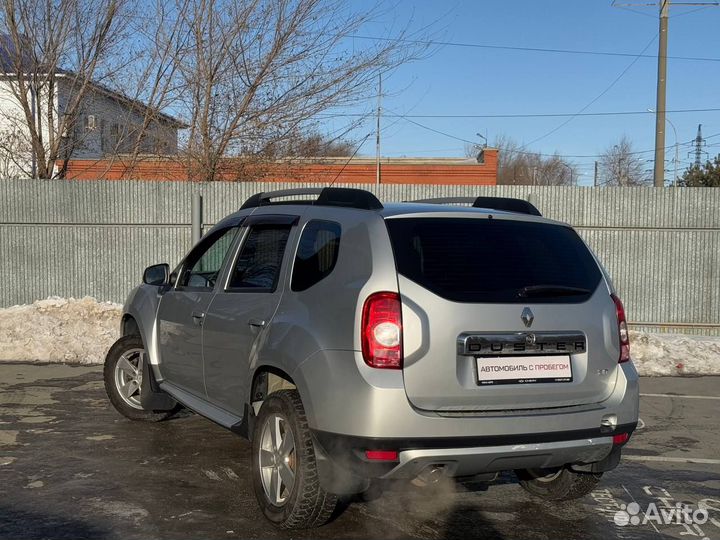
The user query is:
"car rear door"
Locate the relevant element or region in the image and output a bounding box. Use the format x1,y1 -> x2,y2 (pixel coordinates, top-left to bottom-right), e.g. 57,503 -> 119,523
202,214 -> 298,417
385,214 -> 621,412
156,225 -> 240,397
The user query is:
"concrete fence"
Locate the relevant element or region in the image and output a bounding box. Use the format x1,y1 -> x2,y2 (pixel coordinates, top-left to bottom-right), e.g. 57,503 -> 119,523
1,179 -> 719,335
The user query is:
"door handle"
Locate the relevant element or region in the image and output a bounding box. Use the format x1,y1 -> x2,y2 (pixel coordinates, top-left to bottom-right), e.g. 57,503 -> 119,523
248,318 -> 266,328
192,311 -> 205,325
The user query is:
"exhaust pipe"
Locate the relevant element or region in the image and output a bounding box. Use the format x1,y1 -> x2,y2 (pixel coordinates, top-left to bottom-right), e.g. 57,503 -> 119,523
411,464 -> 446,487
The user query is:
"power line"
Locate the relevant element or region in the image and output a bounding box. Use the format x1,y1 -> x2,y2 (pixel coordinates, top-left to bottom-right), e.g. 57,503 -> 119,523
384,147 -> 464,155
612,0 -> 720,186
383,108 -> 693,159
347,34 -> 720,63
614,5 -> 660,18
318,107 -> 720,120
518,34 -> 658,149
613,0 -> 719,17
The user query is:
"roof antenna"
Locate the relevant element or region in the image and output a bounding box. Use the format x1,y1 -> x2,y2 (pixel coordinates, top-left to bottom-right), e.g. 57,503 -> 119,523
327,131 -> 372,188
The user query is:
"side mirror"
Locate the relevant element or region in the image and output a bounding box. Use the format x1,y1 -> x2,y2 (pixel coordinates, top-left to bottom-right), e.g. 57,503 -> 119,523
143,263 -> 170,286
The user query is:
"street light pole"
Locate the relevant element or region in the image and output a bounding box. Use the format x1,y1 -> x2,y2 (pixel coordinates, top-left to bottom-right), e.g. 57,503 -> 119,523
474,132 -> 488,164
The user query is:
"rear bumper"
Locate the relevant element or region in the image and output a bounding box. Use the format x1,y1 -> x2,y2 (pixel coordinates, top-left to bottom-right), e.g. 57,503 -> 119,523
389,438 -> 614,478
312,424 -> 633,481
292,350 -> 639,491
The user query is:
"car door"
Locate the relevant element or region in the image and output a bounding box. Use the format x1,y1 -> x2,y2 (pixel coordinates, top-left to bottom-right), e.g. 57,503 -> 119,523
156,225 -> 240,397
202,214 -> 297,416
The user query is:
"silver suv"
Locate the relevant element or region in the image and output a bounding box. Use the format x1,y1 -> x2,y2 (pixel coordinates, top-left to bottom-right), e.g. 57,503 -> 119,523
104,187 -> 639,529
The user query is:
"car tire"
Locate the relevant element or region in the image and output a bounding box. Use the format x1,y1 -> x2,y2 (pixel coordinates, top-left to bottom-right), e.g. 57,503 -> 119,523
516,467 -> 602,501
251,390 -> 337,529
103,335 -> 179,422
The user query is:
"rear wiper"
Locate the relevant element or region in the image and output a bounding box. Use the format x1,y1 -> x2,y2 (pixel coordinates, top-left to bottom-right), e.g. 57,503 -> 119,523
517,285 -> 591,298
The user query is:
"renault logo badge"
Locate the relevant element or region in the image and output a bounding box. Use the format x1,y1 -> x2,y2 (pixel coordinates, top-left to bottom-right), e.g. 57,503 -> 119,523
521,307 -> 534,328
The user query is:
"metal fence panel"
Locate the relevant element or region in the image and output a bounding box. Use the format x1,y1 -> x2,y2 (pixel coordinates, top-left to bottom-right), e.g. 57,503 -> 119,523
1,179 -> 718,335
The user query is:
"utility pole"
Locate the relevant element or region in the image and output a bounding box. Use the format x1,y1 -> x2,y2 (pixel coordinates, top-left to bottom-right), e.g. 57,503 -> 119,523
648,108 -> 678,186
559,162 -> 573,185
694,124 -> 705,167
376,74 -> 381,186
616,145 -> 626,186
594,161 -> 598,187
653,0 -> 669,188
614,1 -> 719,185
673,140 -> 678,187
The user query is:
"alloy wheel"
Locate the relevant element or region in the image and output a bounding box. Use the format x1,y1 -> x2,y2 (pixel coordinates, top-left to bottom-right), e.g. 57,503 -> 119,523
258,413 -> 296,506
113,348 -> 144,409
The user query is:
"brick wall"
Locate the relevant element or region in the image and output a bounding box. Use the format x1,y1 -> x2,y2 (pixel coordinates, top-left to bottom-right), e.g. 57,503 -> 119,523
59,149 -> 498,185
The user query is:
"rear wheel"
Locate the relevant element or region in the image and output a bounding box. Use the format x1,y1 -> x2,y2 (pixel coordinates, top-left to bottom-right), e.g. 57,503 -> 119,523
251,390 -> 337,529
516,467 -> 602,501
103,335 -> 178,422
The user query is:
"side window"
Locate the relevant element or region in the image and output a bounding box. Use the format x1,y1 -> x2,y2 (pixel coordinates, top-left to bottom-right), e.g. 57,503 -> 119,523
227,225 -> 291,291
291,220 -> 341,292
178,227 -> 239,289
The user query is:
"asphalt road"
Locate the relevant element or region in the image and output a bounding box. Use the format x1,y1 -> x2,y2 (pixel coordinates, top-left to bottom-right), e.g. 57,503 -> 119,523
1,363 -> 719,540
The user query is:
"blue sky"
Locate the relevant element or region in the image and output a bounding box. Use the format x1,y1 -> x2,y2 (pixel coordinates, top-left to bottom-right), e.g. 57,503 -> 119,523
337,0 -> 720,185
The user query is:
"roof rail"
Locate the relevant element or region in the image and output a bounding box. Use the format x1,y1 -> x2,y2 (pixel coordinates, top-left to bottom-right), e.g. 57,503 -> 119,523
240,187 -> 383,211
411,196 -> 541,216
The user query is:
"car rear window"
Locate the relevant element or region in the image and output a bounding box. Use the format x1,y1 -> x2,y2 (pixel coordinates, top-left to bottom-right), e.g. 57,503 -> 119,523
385,217 -> 602,303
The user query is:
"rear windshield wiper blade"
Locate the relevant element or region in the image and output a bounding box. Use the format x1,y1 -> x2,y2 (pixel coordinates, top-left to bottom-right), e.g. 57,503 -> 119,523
517,285 -> 592,298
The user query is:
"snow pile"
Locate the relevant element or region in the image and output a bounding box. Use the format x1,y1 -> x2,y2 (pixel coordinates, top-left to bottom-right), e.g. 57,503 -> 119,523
629,330 -> 720,376
0,298 -> 719,375
0,297 -> 121,364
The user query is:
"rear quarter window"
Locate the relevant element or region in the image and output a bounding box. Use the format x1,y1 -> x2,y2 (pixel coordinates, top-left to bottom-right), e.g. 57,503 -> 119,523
291,220 -> 341,292
385,217 -> 602,303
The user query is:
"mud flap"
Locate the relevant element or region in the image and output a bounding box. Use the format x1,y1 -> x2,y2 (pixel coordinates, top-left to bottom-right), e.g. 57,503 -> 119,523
570,446 -> 622,473
140,359 -> 178,411
312,433 -> 370,496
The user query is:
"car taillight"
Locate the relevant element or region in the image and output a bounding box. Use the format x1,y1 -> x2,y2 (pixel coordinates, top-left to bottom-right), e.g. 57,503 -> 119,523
361,292 -> 403,369
611,294 -> 631,363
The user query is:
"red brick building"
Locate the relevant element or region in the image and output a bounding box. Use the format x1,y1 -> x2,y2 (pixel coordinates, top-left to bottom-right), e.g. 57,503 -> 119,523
60,149 -> 498,185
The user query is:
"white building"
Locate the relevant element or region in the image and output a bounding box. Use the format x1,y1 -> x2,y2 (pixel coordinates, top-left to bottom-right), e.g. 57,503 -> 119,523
0,73 -> 184,178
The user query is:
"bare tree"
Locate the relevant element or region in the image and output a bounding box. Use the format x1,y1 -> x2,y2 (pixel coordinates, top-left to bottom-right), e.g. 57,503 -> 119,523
598,136 -> 649,187
266,130 -> 355,158
1,0 -> 429,181
0,125 -> 30,176
169,0 -> 427,182
477,135 -> 576,186
0,0 -> 131,178
93,0 -> 192,174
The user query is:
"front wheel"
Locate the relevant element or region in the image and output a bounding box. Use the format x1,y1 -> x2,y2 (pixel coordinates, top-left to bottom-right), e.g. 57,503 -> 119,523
251,390 -> 337,529
516,467 -> 602,501
103,335 -> 178,422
